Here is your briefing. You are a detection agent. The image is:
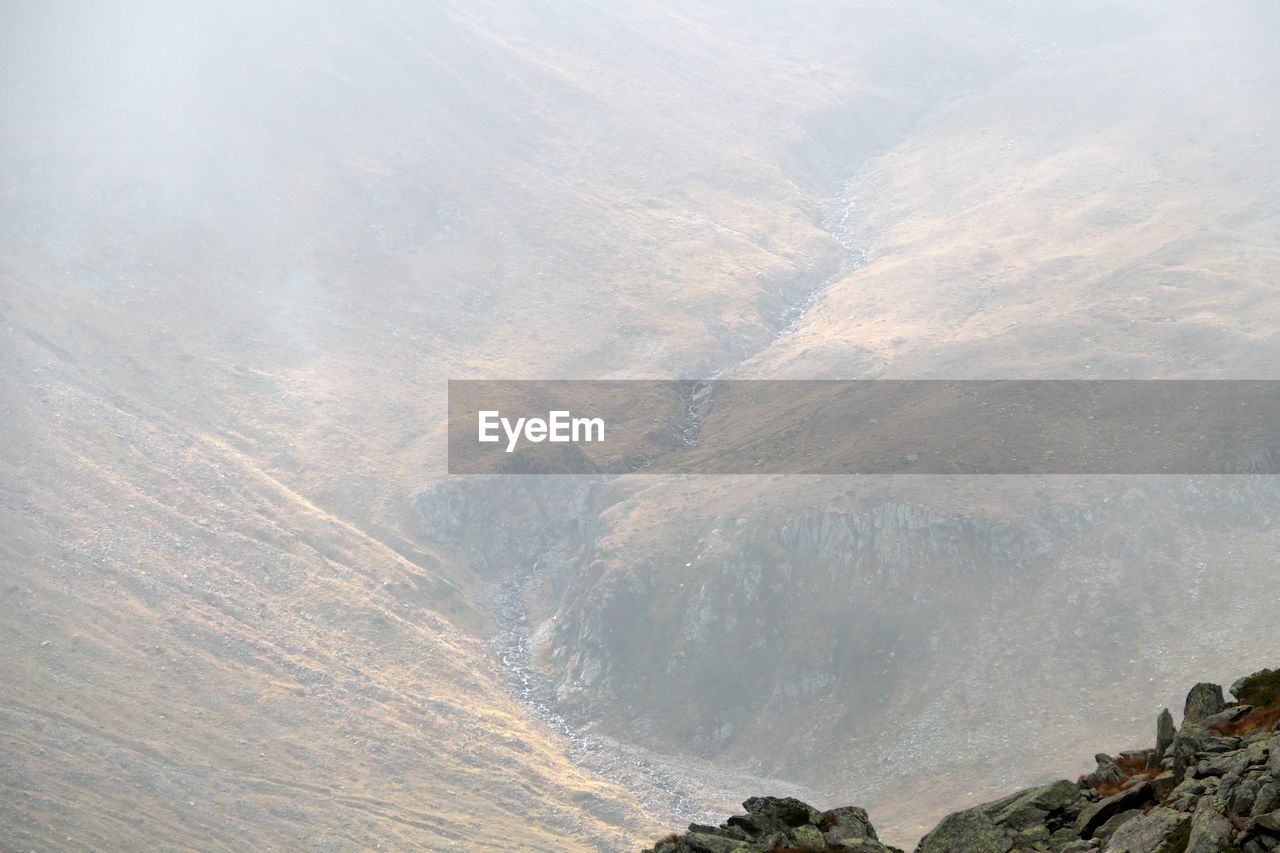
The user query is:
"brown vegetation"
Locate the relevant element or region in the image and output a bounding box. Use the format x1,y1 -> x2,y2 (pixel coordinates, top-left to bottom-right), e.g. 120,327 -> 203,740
1210,670 -> 1280,736
1088,752 -> 1161,798
1210,705 -> 1280,737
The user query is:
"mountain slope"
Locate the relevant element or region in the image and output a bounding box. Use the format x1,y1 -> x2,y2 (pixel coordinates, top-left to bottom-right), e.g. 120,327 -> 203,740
459,0 -> 1280,844
1,0 -> 1034,848
5,0 -> 1280,850
0,315 -> 659,849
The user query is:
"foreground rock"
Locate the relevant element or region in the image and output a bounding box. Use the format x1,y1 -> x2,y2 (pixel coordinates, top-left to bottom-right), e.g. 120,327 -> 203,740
644,667 -> 1280,852
645,796 -> 903,852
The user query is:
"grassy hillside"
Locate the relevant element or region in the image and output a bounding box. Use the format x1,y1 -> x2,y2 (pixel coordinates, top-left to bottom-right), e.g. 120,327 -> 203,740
5,0 -> 1278,849
0,0 -> 1033,848
490,1 -> 1280,844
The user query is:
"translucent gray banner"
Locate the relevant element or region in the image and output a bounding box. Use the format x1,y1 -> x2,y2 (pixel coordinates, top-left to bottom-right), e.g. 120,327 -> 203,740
447,380 -> 1280,474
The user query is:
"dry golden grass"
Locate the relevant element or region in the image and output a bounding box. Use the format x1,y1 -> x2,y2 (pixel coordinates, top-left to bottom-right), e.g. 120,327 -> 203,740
0,311 -> 658,848
4,1 -> 1280,850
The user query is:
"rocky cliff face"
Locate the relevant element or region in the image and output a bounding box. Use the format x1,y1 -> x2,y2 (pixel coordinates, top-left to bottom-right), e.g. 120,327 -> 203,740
645,667 -> 1280,852
413,473 -> 1280,840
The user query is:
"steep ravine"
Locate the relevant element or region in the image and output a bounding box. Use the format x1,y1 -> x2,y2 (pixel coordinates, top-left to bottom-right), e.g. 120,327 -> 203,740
483,557 -> 825,832
414,470 -> 1280,845
410,24 -> 1272,840
406,130 -> 889,834
465,167 -> 881,828
677,167 -> 873,448
536,475 -> 1280,845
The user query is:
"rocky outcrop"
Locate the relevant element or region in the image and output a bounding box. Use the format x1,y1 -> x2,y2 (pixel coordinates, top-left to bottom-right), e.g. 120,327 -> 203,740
645,796 -> 903,852
1155,709 -> 1177,766
1183,683 -> 1227,725
645,668 -> 1280,852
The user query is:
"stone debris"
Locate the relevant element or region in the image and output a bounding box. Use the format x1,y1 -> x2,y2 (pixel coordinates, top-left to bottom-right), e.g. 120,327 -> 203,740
645,667 -> 1280,852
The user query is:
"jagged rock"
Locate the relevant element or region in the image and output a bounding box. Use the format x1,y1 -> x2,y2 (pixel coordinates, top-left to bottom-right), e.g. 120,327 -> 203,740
1254,810 -> 1280,834
1105,806 -> 1191,852
1185,797 -> 1235,853
1092,808 -> 1141,845
678,832 -> 752,852
989,780 -> 1085,831
687,823 -> 751,841
1154,709 -> 1176,766
914,808 -> 1007,853
824,805 -> 879,843
1086,753 -> 1125,787
1151,770 -> 1178,800
1168,776 -> 1220,813
1232,669 -> 1279,704
1184,683 -> 1228,725
1232,778 -> 1263,815
1196,752 -> 1242,779
1172,723 -> 1212,781
1254,782 -> 1280,817
1204,704 -> 1255,727
1231,739 -> 1272,774
728,796 -> 823,836
645,667 -> 1280,853
790,824 -> 825,847
915,779 -> 1086,852
644,797 -> 901,853
1049,825 -> 1084,849
1076,782 -> 1153,839
1202,735 -> 1244,753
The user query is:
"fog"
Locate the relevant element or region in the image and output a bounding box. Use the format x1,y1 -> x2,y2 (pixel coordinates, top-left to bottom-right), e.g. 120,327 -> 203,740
3,1 -> 1280,849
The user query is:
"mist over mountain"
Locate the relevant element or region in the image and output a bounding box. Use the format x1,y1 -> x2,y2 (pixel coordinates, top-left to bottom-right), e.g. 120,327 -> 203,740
3,1 -> 1279,850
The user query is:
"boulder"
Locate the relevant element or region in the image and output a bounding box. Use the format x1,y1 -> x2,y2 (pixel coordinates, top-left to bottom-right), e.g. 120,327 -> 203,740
644,797 -> 900,853
1231,777 -> 1262,815
1105,806 -> 1191,852
1254,810 -> 1280,835
1231,669 -> 1279,705
987,779 -> 1084,831
1203,705 -> 1254,727
914,808 -> 1008,853
1253,782 -> 1280,817
1184,683 -> 1227,725
678,833 -> 752,853
1092,808 -> 1141,845
1154,708 -> 1177,765
1151,770 -> 1178,800
789,824 -> 825,847
728,796 -> 822,837
1076,781 -> 1154,839
1167,776 -> 1220,813
1172,723 -> 1211,781
1087,753 -> 1125,787
1185,798 -> 1235,853
824,805 -> 879,842
744,796 -> 822,826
